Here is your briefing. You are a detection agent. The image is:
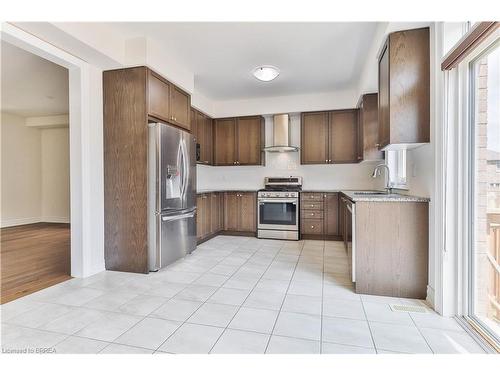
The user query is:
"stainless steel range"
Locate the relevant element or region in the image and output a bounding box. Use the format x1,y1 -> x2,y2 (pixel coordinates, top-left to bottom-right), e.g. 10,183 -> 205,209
257,177 -> 302,240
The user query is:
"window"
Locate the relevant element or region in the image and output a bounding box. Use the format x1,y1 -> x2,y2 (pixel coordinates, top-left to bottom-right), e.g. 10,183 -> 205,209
386,149 -> 407,189
468,40 -> 500,346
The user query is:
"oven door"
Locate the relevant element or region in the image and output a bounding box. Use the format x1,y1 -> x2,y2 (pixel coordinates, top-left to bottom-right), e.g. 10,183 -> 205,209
258,198 -> 298,231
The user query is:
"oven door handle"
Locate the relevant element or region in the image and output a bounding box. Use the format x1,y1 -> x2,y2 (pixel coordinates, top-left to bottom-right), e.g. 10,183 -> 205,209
259,199 -> 297,204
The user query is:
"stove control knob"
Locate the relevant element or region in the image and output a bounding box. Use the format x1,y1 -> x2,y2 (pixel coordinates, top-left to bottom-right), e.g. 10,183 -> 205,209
284,193 -> 289,197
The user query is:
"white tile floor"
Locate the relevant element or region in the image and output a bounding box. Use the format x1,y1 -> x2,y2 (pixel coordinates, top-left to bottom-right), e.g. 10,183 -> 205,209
1,236 -> 486,354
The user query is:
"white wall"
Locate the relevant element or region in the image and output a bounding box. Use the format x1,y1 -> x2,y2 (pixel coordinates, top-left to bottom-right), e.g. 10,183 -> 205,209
41,127 -> 70,222
197,114 -> 380,191
0,112 -> 70,227
0,112 -> 42,226
212,89 -> 358,118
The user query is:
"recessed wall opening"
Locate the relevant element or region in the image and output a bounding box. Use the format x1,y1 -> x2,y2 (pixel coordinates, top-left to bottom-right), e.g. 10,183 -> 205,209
1,40 -> 71,303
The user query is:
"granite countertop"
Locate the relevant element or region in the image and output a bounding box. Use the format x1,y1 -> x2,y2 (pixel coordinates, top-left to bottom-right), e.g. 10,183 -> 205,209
301,189 -> 340,193
341,190 -> 430,203
197,189 -> 260,194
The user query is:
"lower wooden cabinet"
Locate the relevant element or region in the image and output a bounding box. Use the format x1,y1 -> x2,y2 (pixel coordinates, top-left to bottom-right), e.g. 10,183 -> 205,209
224,192 -> 256,233
324,193 -> 339,236
210,193 -> 223,233
196,191 -> 257,244
354,199 -> 429,299
300,192 -> 339,239
196,192 -> 223,242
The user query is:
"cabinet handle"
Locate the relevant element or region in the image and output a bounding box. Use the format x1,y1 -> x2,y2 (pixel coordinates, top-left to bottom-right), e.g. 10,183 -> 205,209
325,159 -> 328,162
204,161 -> 209,164
310,204 -> 314,207
311,225 -> 315,229
323,194 -> 326,198
310,195 -> 314,199
375,143 -> 380,147
311,213 -> 315,216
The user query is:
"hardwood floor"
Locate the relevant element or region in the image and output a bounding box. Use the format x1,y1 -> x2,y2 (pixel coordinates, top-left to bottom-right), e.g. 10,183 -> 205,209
1,223 -> 71,304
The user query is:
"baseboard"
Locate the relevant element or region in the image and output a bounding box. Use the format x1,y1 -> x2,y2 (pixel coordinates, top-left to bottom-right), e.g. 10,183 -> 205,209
426,285 -> 435,309
197,231 -> 221,245
301,234 -> 343,241
219,230 -> 256,237
41,216 -> 70,223
0,217 -> 42,228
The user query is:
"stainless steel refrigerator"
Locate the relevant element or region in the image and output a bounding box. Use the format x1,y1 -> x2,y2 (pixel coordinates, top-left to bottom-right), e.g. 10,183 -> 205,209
148,122 -> 197,271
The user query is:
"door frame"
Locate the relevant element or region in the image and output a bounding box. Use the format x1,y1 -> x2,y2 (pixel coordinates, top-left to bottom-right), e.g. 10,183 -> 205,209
1,23 -> 103,277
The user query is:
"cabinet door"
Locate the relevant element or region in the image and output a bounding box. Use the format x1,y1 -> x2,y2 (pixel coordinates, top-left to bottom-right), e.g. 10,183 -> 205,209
357,103 -> 364,162
378,43 -> 390,149
339,196 -> 345,242
236,117 -> 262,165
301,112 -> 329,164
148,72 -> 170,121
224,192 -> 239,231
329,110 -> 358,163
239,193 -> 256,232
214,118 -> 236,165
191,108 -> 197,141
196,195 -> 204,240
210,193 -> 220,233
202,194 -> 211,238
204,116 -> 213,165
325,193 -> 339,236
169,85 -> 190,130
361,94 -> 383,161
195,111 -> 207,164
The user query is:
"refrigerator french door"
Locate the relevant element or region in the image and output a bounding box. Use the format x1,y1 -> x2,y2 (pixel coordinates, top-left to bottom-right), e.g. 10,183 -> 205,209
148,122 -> 197,271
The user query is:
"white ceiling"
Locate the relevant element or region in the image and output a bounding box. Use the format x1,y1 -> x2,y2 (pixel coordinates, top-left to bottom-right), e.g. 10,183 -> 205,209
108,22 -> 380,100
1,41 -> 69,117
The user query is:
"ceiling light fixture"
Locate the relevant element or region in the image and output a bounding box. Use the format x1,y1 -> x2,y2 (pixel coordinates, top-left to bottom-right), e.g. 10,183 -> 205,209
252,65 -> 280,82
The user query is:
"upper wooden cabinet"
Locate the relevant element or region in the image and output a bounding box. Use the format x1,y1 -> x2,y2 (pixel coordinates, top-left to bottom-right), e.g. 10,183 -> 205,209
213,116 -> 264,166
301,110 -> 359,164
358,93 -> 383,161
378,27 -> 430,150
213,118 -> 237,165
301,112 -> 329,164
147,69 -> 191,131
192,108 -> 213,165
148,72 -> 170,121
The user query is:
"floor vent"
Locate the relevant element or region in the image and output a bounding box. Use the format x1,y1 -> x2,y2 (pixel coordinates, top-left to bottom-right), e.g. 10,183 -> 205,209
390,304 -> 428,314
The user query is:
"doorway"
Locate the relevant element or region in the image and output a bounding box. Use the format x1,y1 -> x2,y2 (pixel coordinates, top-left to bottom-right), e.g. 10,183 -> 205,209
1,40 -> 71,303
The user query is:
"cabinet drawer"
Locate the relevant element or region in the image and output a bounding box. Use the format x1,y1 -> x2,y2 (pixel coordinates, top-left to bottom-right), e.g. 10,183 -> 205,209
301,210 -> 324,219
301,202 -> 323,210
301,193 -> 324,201
301,219 -> 324,234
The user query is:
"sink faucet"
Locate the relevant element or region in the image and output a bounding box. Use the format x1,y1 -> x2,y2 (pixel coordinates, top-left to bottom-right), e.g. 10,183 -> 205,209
371,164 -> 393,194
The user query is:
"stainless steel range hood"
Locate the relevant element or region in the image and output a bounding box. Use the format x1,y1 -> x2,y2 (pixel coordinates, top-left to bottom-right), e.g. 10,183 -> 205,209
263,114 -> 299,152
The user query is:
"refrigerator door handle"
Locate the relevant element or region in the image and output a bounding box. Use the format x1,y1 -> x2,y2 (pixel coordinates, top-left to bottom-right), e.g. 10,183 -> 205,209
161,210 -> 196,222
180,137 -> 189,202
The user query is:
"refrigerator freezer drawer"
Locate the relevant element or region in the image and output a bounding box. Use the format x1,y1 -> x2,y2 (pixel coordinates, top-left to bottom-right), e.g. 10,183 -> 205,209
149,210 -> 197,271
